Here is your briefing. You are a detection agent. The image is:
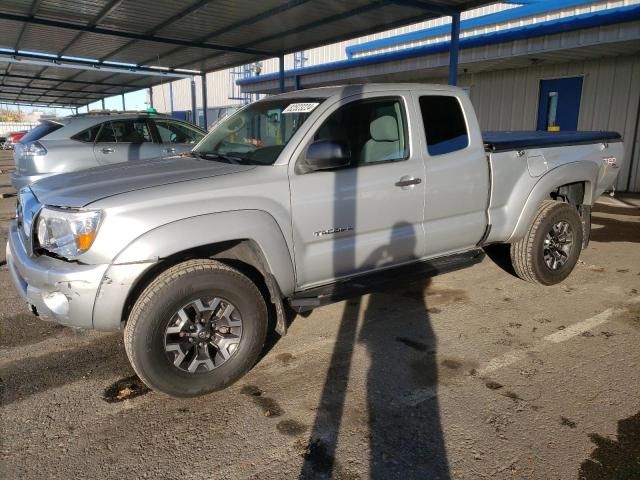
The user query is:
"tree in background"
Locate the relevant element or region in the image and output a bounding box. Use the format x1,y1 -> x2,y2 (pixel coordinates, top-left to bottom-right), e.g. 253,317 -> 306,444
0,110 -> 26,122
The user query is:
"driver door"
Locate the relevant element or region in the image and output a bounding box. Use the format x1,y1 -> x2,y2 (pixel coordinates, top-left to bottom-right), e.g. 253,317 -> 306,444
288,94 -> 426,289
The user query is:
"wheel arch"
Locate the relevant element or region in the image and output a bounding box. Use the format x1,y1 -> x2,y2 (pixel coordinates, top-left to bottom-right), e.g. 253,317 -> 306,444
114,210 -> 295,335
506,162 -> 598,243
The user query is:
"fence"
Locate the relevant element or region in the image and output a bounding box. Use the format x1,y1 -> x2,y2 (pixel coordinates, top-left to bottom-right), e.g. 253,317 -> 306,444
0,122 -> 37,137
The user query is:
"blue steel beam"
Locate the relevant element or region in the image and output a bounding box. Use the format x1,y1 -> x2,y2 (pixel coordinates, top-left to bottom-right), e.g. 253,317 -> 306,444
347,0 -> 598,57
448,12 -> 460,86
279,55 -> 285,93
238,4 -> 640,88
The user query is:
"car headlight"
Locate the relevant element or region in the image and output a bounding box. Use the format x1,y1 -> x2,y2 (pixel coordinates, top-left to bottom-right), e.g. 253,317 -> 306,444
36,207 -> 103,258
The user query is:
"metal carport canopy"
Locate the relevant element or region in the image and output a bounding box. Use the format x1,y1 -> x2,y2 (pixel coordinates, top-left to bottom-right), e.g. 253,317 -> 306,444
0,0 -> 494,109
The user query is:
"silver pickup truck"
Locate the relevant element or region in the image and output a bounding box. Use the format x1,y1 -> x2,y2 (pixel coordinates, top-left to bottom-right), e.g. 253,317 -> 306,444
6,84 -> 623,397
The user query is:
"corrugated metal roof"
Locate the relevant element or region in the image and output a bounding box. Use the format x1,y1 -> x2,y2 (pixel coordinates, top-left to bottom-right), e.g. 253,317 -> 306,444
0,0 -> 492,107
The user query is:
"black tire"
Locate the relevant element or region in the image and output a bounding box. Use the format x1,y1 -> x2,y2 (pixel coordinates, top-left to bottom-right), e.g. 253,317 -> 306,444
124,259 -> 268,397
510,200 -> 583,286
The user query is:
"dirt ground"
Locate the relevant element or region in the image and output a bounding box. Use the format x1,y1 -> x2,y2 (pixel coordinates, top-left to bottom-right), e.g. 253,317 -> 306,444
1,150 -> 639,480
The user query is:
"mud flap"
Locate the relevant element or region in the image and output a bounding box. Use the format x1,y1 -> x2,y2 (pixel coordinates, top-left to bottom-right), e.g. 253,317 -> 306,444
579,204 -> 591,250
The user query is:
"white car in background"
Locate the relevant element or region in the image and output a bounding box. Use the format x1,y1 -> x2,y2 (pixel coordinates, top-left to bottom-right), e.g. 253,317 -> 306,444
11,112 -> 206,189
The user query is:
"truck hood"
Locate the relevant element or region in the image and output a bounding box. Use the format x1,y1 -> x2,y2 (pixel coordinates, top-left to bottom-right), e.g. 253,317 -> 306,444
30,156 -> 255,207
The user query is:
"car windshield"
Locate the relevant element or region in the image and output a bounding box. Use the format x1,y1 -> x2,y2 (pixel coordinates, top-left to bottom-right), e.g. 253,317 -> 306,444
192,98 -> 324,165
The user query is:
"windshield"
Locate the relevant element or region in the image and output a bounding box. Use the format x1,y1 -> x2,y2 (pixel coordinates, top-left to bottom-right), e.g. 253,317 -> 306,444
193,98 -> 324,165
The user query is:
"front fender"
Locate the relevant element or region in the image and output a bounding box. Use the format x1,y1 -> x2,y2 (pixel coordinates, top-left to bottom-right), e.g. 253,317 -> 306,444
113,210 -> 296,296
506,162 -> 598,243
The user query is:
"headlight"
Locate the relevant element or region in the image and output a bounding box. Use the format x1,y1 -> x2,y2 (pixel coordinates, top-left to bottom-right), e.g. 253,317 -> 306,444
36,207 -> 103,259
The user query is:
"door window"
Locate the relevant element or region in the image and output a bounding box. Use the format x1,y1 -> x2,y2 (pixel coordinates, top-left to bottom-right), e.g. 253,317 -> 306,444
110,120 -> 153,143
156,120 -> 204,145
71,123 -> 102,143
310,97 -> 408,167
95,122 -> 116,143
419,95 -> 469,156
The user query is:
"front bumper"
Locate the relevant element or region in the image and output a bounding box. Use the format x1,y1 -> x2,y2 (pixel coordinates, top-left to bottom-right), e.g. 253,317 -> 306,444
6,221 -> 154,330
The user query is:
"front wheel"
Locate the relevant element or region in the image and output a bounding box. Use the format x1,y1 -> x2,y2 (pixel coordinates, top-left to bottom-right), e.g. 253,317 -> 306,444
124,260 -> 268,397
510,200 -> 583,285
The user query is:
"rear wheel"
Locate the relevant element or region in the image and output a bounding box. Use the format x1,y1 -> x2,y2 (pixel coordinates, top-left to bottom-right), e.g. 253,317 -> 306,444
510,200 -> 583,285
124,259 -> 268,397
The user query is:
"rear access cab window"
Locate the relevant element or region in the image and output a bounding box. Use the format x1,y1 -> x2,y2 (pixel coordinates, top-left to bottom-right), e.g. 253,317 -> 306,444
72,119 -> 155,143
419,95 -> 469,155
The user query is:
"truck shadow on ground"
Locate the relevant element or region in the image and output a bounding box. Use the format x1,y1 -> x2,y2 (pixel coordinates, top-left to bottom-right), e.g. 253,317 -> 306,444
589,204 -> 640,243
0,332 -> 131,406
589,217 -> 640,244
483,244 -> 518,278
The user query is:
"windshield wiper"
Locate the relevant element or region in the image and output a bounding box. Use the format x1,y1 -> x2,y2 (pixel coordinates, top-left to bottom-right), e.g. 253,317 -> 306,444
190,151 -> 243,164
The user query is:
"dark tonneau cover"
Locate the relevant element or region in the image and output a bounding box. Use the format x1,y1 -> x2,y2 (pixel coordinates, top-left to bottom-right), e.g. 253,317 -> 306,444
483,131 -> 621,153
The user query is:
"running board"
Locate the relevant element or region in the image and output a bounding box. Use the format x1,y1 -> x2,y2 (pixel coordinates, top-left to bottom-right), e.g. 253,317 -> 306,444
288,249 -> 485,312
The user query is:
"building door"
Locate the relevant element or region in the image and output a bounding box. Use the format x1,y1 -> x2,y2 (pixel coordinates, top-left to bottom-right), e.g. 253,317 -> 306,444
537,77 -> 583,131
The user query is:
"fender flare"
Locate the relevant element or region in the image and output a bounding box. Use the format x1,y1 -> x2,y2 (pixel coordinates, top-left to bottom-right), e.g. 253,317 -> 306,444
113,210 -> 296,296
507,162 -> 598,243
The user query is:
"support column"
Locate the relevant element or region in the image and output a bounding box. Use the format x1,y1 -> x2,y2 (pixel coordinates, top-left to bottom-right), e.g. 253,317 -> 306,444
201,74 -> 208,130
190,77 -> 197,125
121,93 -> 126,111
448,11 -> 461,86
149,87 -> 154,108
74,107 -> 78,115
101,98 -> 105,110
279,54 -> 285,93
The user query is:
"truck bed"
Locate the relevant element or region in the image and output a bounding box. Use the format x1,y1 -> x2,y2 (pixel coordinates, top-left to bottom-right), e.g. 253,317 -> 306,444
483,131 -> 622,153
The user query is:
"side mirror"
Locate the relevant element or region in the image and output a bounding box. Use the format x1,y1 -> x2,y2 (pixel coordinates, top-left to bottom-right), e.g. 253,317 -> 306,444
305,140 -> 351,171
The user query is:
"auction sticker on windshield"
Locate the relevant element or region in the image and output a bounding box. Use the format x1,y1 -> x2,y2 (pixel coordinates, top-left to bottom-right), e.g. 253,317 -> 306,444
282,103 -> 319,114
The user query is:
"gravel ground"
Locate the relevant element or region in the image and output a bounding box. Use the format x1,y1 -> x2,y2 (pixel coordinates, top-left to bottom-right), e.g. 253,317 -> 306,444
1,151 -> 639,479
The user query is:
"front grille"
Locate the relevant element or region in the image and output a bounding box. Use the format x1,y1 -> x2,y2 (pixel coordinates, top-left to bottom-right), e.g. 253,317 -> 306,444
16,188 -> 42,256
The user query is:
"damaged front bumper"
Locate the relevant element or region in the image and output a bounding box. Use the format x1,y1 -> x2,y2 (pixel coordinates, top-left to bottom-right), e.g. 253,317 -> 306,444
6,222 -> 154,331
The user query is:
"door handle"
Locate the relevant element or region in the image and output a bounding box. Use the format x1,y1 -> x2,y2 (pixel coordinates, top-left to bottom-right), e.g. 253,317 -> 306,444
164,147 -> 177,154
395,176 -> 422,187
101,147 -> 114,154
